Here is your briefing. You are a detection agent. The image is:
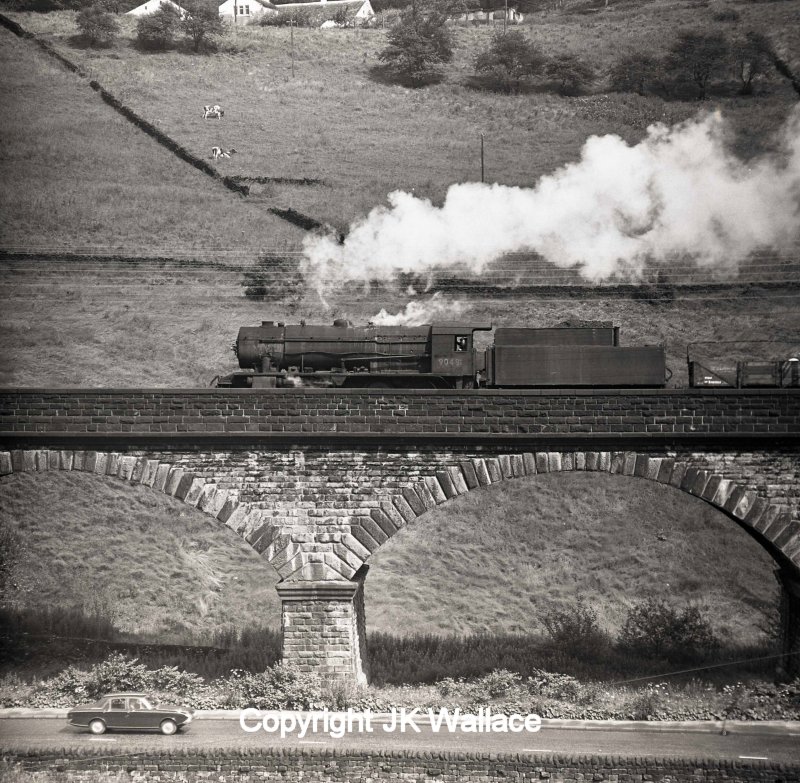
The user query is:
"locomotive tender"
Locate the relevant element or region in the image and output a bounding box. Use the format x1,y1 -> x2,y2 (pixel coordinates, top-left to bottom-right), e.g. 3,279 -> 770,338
215,320 -> 669,389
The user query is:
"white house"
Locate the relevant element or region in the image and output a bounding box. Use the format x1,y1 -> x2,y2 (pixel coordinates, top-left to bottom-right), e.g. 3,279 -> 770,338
451,6 -> 524,24
127,0 -> 187,16
273,0 -> 375,25
218,0 -> 279,24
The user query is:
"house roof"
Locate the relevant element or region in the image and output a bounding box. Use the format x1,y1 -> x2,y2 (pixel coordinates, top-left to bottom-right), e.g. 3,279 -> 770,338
126,0 -> 187,14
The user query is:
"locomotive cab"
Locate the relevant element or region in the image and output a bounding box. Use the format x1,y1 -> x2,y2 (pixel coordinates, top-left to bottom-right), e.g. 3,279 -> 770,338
430,324 -> 489,386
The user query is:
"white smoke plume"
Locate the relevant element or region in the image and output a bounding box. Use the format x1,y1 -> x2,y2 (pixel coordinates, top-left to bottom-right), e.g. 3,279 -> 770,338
370,293 -> 465,326
302,108 -> 800,296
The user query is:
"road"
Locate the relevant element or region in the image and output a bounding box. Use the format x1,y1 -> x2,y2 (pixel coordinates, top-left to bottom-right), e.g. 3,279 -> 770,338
2,718 -> 799,764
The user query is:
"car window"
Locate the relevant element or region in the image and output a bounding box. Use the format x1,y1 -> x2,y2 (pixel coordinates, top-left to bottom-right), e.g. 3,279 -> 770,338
129,698 -> 149,710
108,698 -> 126,711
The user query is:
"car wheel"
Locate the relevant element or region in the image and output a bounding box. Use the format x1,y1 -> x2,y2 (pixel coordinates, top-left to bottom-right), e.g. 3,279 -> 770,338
89,719 -> 106,735
160,719 -> 178,736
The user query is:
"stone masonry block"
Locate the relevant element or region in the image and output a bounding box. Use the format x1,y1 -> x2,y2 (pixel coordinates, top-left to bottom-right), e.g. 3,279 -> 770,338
622,452 -> 637,475
435,470 -> 457,499
92,452 -> 108,475
34,450 -> 49,471
414,481 -> 437,510
732,490 -> 759,521
131,457 -> 149,483
722,486 -> 747,514
610,452 -> 626,474
183,477 -> 206,507
753,504 -> 783,535
597,452 -> 611,471
401,487 -> 426,516
152,463 -> 171,492
711,478 -> 735,508
118,455 -> 137,481
511,454 -> 525,477
485,458 -> 503,483
0,452 -> 11,475
656,457 -> 675,484
690,470 -> 713,498
561,452 -> 574,472
323,552 -> 355,580
391,494 -> 417,524
700,474 -> 722,502
498,455 -> 513,479
174,472 -> 197,501
224,504 -> 252,536
141,459 -> 160,486
523,452 -> 537,474
633,454 -> 650,478
217,496 -> 239,523
447,466 -> 469,495
72,451 -> 85,470
668,462 -> 688,488
48,451 -> 59,469
105,453 -> 120,476
59,451 -> 74,471
350,524 -> 381,554
359,514 -> 388,546
772,518 -> 799,549
585,451 -> 599,471
164,466 -> 185,495
333,542 -> 365,573
472,458 -> 492,485
380,501 -> 407,530
547,452 -> 562,472
535,452 -> 549,473
341,533 -> 371,562
370,508 -> 399,537
574,451 -> 586,471
459,461 -> 479,489
742,497 -> 769,529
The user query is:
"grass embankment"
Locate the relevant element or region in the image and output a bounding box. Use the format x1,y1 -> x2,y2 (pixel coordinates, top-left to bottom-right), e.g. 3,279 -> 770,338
0,470 -> 777,671
0,26 -> 303,255
2,0 -> 799,246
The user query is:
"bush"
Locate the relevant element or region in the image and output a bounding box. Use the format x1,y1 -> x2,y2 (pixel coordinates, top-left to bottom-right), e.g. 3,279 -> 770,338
223,664 -> 324,709
377,2 -> 453,85
665,29 -> 729,99
181,0 -> 224,52
474,29 -> 545,94
541,602 -> 610,657
242,253 -> 304,307
136,4 -> 181,50
617,598 -> 719,662
545,53 -> 595,96
609,52 -> 663,95
76,5 -> 119,46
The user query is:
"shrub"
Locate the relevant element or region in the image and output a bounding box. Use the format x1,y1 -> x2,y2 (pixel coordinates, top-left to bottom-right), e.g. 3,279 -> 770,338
617,598 -> 719,662
665,29 -> 729,99
474,29 -> 545,94
223,664 -> 324,709
732,31 -> 774,95
544,53 -> 595,96
76,5 -> 120,46
609,52 -> 663,95
136,4 -> 181,50
378,2 -> 453,85
242,253 -> 304,307
182,0 -> 224,52
540,601 -> 610,657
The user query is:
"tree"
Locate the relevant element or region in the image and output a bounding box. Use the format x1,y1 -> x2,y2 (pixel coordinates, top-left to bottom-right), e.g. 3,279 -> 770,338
732,31 -> 774,95
545,53 -> 595,96
76,5 -> 120,47
666,30 -> 729,99
609,52 -> 662,95
136,3 -> 182,51
377,2 -> 453,85
182,0 -> 224,53
474,29 -> 544,94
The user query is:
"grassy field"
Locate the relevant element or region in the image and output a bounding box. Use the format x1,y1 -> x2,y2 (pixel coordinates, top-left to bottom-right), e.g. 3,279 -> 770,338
2,0 -> 799,245
0,467 -> 777,647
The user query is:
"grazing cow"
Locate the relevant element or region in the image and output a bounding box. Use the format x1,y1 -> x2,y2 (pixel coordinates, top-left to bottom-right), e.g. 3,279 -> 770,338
211,146 -> 236,160
203,104 -> 224,119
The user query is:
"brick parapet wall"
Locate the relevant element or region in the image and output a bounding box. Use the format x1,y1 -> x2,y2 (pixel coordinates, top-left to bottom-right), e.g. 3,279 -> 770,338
6,748 -> 799,783
1,389 -> 798,437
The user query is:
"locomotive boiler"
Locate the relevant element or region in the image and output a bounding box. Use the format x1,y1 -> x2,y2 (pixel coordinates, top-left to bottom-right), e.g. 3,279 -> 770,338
214,320 -> 668,389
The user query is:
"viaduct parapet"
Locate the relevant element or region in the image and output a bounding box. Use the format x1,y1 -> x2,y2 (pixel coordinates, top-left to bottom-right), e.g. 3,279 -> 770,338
2,388 -> 799,682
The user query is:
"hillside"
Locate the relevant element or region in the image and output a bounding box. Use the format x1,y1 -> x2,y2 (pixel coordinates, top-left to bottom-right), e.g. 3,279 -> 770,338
0,468 -> 777,645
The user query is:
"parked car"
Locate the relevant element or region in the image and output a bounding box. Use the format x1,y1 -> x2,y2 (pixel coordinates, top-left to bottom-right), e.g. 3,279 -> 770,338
67,692 -> 194,735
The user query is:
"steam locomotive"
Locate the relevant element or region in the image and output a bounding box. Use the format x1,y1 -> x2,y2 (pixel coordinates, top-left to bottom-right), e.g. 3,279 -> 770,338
214,320 -> 669,388
213,319 -> 800,389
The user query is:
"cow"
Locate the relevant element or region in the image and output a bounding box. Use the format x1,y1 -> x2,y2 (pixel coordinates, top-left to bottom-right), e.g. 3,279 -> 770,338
211,146 -> 236,160
203,104 -> 224,119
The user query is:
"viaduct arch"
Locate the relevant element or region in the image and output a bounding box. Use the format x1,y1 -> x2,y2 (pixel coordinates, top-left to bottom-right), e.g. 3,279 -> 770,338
1,387 -> 799,682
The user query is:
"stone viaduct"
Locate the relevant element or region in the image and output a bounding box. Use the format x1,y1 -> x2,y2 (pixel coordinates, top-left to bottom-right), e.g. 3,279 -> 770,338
1,387 -> 799,682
